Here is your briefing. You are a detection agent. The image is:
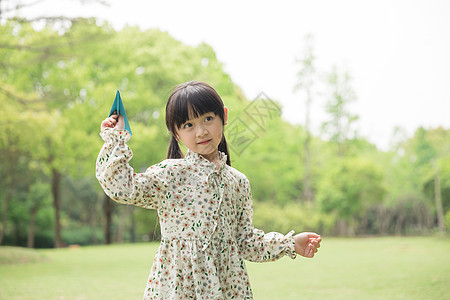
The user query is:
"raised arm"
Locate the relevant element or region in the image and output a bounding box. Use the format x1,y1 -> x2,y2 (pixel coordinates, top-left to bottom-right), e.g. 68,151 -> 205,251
95,127 -> 168,210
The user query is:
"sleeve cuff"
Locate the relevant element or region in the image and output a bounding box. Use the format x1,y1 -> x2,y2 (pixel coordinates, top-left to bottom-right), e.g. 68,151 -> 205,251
100,128 -> 131,143
284,230 -> 297,259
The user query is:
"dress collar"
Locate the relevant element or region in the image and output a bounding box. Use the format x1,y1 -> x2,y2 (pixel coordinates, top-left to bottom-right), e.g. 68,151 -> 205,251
184,149 -> 227,172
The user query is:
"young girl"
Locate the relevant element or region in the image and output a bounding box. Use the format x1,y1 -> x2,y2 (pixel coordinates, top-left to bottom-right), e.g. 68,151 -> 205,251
96,81 -> 321,300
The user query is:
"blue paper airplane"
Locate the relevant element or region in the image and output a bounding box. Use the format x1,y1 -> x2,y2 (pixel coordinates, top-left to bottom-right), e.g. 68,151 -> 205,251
108,90 -> 132,135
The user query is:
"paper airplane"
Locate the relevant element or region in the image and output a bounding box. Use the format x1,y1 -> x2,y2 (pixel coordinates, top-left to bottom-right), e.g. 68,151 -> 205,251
108,90 -> 132,135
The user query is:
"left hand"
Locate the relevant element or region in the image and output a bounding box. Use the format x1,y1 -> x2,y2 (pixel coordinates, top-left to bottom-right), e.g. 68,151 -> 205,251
294,232 -> 321,258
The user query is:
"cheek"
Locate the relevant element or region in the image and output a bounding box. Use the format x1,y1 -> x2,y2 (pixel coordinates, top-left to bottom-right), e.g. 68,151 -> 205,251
215,126 -> 224,139
179,132 -> 192,142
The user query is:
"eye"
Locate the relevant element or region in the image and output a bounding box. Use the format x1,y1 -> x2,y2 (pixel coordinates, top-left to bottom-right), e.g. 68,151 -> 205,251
205,116 -> 214,122
183,122 -> 193,128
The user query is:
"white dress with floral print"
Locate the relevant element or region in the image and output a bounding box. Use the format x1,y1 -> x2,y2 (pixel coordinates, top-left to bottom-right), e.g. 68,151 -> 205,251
96,129 -> 297,300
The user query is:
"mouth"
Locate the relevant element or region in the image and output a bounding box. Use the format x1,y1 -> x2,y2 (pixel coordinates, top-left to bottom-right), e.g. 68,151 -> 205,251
197,139 -> 212,145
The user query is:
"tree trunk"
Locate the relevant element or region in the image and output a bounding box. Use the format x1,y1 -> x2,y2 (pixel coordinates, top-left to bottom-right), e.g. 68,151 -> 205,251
336,219 -> 348,236
395,214 -> 404,235
88,192 -> 103,245
0,193 -> 11,245
302,133 -> 313,201
434,161 -> 445,234
295,35 -> 316,203
103,194 -> 114,244
301,89 -> 313,202
116,206 -> 127,243
51,169 -> 64,248
27,204 -> 38,248
89,214 -> 99,245
376,205 -> 389,235
129,206 -> 136,243
0,177 -> 16,245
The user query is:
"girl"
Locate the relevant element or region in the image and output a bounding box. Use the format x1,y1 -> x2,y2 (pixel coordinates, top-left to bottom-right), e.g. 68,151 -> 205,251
96,81 -> 321,300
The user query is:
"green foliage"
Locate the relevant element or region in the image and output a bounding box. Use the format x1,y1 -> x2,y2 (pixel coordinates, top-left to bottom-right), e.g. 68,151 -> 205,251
321,66 -> 359,154
253,201 -> 335,235
1,17 -> 449,249
233,117 -> 305,204
317,158 -> 385,217
316,157 -> 385,234
61,225 -> 103,246
134,208 -> 160,241
445,210 -> 450,232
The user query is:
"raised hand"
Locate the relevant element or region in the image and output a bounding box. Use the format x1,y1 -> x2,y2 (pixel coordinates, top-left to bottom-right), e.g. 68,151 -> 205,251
101,111 -> 125,131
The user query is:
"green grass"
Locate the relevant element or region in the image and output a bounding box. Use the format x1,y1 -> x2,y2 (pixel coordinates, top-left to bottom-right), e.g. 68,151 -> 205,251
0,237 -> 449,299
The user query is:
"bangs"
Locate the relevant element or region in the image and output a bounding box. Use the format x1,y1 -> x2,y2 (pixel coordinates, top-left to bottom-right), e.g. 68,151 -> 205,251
166,82 -> 225,132
165,81 -> 231,165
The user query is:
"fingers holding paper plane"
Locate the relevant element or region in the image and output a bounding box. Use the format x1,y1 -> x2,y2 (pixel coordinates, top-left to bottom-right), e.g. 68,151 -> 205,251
101,111 -> 125,131
116,112 -> 125,130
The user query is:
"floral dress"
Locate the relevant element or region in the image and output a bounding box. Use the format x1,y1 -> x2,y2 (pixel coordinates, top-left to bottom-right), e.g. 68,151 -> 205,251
96,128 -> 297,300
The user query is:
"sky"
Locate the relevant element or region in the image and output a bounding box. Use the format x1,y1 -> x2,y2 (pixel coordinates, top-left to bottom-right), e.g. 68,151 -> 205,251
12,0 -> 450,150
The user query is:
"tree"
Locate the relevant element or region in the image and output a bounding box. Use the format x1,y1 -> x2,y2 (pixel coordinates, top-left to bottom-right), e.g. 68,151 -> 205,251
432,159 -> 445,233
0,101 -> 48,245
316,157 -> 385,235
415,127 -> 450,234
321,66 -> 359,157
0,11 -> 258,246
294,34 -> 317,202
0,16 -> 113,246
26,181 -> 50,248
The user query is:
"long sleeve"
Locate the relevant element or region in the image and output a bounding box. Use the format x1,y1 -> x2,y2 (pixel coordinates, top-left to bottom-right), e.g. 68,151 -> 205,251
95,128 -> 168,209
236,176 -> 297,262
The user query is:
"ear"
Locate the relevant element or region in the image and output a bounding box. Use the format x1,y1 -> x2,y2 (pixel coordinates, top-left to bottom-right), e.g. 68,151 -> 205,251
223,106 -> 228,125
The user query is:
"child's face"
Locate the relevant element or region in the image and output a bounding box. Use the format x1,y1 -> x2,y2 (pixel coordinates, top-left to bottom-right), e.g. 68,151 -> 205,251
176,111 -> 226,162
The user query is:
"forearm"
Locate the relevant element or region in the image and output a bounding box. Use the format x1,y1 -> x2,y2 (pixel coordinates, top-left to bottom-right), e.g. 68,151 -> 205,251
238,220 -> 296,262
96,128 -> 136,203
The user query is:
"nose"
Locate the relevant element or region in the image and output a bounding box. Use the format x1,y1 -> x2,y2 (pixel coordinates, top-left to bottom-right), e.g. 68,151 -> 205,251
196,125 -> 208,137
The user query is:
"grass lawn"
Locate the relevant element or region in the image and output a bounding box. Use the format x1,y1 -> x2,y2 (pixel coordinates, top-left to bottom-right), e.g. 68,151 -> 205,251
0,237 -> 449,299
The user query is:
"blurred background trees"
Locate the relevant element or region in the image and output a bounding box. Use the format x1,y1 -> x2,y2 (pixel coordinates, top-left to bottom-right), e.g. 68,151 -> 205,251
0,0 -> 448,248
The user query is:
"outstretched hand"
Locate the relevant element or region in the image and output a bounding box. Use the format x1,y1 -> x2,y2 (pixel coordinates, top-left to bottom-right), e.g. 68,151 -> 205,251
101,111 -> 125,131
294,232 -> 321,258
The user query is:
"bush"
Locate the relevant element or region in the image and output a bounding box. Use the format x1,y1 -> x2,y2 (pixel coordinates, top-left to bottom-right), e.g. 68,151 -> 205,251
445,210 -> 450,233
252,201 -> 334,235
61,225 -> 103,246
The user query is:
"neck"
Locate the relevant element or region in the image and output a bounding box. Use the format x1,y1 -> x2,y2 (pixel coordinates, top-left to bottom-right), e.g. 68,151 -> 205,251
200,150 -> 220,169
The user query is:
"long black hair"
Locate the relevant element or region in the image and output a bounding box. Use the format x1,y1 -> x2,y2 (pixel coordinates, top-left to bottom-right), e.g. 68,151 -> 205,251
165,81 -> 231,166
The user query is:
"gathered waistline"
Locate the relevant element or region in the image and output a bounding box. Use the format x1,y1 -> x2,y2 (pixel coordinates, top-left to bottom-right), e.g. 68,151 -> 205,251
160,237 -> 238,251
161,237 -> 237,243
